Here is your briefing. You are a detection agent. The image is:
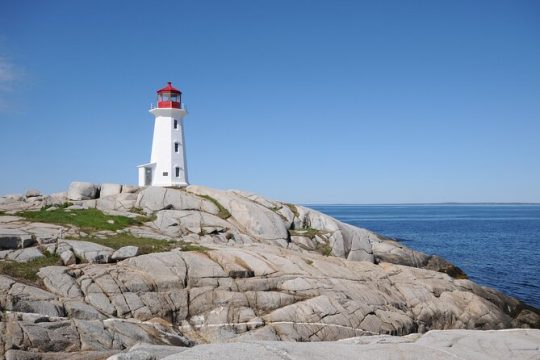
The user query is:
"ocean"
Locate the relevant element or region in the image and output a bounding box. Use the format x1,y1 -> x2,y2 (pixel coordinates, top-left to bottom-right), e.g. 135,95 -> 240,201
309,204 -> 540,309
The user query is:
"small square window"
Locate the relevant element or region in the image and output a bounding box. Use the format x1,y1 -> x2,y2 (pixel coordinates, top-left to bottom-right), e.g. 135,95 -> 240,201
174,143 -> 179,152
175,167 -> 180,177
163,172 -> 168,176
173,119 -> 178,129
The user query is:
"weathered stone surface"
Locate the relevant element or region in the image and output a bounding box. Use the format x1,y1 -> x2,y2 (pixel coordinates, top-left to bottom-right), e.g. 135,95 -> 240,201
101,184 -> 123,198
0,276 -> 65,317
7,247 -> 44,262
60,250 -> 76,265
22,245 -> 536,347
5,349 -> 118,360
108,343 -> 189,359
121,185 -> 140,194
136,187 -> 219,214
111,329 -> 538,360
59,240 -> 114,263
0,229 -> 34,249
111,246 -> 139,261
97,193 -> 138,212
186,186 -> 289,241
1,184 -> 539,359
25,189 -> 42,198
0,312 -> 191,356
67,182 -> 100,201
21,223 -> 63,244
371,238 -> 467,278
153,210 -> 231,237
45,191 -> 68,206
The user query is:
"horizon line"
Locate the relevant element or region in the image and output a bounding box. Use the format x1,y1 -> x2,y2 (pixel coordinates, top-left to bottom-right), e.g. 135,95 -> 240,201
303,202 -> 540,206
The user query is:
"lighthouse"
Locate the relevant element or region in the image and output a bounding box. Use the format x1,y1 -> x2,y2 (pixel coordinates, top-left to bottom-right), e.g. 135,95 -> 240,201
137,82 -> 189,187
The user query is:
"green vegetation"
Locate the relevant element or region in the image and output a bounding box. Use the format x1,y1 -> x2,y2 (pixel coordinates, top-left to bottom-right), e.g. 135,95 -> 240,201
198,194 -> 231,219
74,233 -> 211,254
179,242 -> 211,253
304,258 -> 314,265
285,203 -> 299,218
17,208 -> 149,231
316,242 -> 333,256
0,253 -> 61,282
0,210 -> 5,216
129,207 -> 146,215
289,227 -> 322,239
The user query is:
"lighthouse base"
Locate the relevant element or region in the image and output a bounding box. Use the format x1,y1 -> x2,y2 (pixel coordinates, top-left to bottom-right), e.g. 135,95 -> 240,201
137,163 -> 189,188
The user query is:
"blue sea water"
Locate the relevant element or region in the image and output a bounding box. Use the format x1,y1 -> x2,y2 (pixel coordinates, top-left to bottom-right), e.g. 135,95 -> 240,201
309,204 -> 540,309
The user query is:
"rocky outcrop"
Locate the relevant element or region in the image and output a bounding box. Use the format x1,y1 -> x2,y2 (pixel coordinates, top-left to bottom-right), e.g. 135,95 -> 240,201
107,329 -> 540,360
100,184 -> 123,198
0,229 -> 34,249
0,184 -> 539,358
67,182 -> 100,201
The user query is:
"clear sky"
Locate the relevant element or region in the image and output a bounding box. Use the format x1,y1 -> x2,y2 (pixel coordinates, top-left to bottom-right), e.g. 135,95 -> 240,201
1,1 -> 539,203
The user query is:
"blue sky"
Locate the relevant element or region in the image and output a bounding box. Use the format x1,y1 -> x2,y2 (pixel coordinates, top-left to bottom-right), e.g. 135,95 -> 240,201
0,1 -> 539,203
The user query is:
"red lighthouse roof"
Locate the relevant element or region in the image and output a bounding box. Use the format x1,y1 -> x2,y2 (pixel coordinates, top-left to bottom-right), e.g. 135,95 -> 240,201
156,81 -> 182,109
157,81 -> 182,94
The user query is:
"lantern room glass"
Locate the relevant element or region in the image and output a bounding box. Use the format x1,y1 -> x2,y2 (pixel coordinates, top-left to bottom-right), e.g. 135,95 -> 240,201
158,92 -> 180,103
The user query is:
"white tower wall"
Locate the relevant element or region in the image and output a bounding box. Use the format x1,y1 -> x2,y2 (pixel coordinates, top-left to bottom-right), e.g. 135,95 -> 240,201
138,106 -> 188,187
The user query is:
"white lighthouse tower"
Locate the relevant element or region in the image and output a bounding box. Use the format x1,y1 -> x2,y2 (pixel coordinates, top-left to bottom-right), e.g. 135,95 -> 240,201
137,82 -> 189,187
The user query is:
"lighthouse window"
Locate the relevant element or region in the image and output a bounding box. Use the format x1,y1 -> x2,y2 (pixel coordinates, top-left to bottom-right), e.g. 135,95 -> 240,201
162,172 -> 168,176
173,119 -> 178,129
174,143 -> 179,152
175,167 -> 180,177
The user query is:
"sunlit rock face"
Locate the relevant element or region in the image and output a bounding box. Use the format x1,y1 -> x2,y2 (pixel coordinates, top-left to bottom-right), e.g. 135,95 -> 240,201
0,184 -> 539,358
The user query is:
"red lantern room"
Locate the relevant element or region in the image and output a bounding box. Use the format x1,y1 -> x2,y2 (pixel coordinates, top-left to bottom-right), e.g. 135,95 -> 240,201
157,81 -> 182,109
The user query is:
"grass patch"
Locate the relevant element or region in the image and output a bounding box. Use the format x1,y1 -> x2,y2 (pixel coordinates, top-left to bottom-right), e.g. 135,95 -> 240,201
0,253 -> 61,282
0,210 -> 5,216
17,208 -> 146,231
130,207 -> 146,215
316,242 -> 333,256
179,243 -> 211,252
285,203 -> 299,218
134,213 -> 157,223
289,227 -> 322,239
304,258 -> 314,265
198,194 -> 231,219
78,233 -> 211,254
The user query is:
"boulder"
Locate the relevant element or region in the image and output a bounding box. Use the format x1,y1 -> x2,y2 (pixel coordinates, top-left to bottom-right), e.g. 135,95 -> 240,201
46,191 -> 68,206
136,187 -> 219,214
371,238 -> 467,278
67,182 -> 100,201
97,193 -> 138,212
0,229 -> 34,249
0,275 -> 65,317
111,246 -> 139,261
101,184 -> 123,198
25,189 -> 42,198
60,250 -> 76,265
22,223 -> 63,244
7,247 -> 44,262
59,240 -> 114,263
121,185 -> 140,194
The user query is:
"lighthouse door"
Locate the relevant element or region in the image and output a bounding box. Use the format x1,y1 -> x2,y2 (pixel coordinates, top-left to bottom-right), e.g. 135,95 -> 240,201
144,167 -> 152,186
